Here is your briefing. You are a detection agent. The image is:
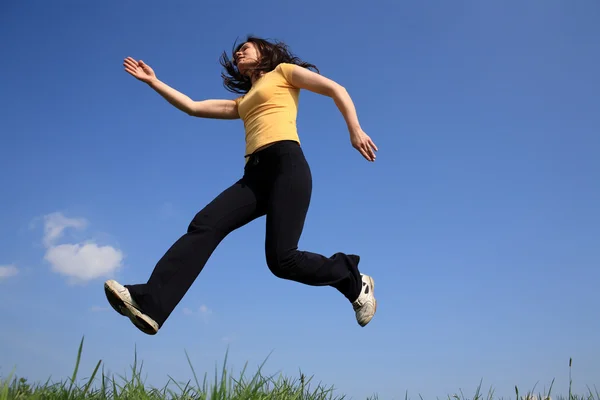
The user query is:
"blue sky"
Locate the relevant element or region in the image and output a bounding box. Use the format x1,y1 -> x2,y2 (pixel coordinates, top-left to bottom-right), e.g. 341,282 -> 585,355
1,1 -> 599,399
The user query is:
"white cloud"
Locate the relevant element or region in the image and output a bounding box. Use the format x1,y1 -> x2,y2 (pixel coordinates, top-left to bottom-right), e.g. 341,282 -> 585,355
199,304 -> 211,314
39,212 -> 124,284
182,304 -> 212,323
44,242 -> 123,283
43,212 -> 87,247
221,334 -> 237,344
0,264 -> 18,280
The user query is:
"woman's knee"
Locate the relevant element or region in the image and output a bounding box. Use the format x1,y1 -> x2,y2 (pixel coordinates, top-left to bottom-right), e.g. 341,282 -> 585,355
265,248 -> 297,279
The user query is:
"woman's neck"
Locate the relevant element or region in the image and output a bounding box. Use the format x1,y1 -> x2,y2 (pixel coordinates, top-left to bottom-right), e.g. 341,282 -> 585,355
250,71 -> 264,85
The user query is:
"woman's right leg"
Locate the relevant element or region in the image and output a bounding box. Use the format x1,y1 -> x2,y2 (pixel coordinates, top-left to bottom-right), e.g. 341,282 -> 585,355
106,174 -> 266,333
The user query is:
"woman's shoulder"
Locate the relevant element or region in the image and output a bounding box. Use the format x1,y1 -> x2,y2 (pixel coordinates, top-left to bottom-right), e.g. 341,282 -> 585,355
275,62 -> 297,73
274,62 -> 299,85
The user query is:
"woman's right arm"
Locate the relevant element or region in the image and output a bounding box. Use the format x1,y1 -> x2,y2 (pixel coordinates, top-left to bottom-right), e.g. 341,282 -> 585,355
148,78 -> 239,120
124,57 -> 239,120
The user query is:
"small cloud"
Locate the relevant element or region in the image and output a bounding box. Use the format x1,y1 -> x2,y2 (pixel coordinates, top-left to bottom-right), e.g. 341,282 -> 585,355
43,212 -> 87,247
182,304 -> 212,323
38,212 -> 124,284
0,264 -> 18,280
199,304 -> 211,314
221,334 -> 237,344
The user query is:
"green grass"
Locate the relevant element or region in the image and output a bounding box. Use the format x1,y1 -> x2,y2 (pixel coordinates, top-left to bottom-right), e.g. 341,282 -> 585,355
0,337 -> 597,400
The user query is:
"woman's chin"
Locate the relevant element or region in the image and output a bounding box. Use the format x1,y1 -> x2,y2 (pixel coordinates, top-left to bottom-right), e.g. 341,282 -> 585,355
237,62 -> 256,75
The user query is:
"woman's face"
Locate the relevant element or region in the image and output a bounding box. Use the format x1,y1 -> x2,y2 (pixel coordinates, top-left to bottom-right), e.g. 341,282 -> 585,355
235,42 -> 260,75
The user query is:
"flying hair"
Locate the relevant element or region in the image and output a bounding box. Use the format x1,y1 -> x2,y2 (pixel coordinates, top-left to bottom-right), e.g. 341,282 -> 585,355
219,35 -> 320,94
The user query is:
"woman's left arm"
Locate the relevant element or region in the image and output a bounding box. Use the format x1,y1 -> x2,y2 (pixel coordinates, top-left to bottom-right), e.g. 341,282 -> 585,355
287,66 -> 378,162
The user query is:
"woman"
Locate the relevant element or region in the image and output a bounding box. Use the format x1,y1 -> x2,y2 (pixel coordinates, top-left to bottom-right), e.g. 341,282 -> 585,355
104,36 -> 378,335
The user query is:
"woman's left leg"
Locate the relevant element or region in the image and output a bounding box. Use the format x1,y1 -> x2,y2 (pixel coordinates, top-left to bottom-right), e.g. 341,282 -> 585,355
262,143 -> 376,325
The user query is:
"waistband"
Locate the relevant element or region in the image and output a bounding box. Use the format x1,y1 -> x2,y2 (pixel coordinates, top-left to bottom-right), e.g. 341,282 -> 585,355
244,140 -> 302,166
245,140 -> 300,157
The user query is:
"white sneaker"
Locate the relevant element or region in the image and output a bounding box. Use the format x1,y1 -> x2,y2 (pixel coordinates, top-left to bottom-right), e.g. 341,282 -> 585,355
104,280 -> 159,335
352,274 -> 377,327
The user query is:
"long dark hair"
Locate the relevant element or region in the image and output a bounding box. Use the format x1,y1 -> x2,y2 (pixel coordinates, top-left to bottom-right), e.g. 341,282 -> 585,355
219,35 -> 319,94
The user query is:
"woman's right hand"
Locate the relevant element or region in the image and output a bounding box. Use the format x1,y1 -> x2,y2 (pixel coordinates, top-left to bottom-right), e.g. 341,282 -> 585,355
123,57 -> 157,83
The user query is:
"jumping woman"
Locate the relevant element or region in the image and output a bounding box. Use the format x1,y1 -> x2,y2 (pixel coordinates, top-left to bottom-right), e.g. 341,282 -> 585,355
104,36 -> 378,335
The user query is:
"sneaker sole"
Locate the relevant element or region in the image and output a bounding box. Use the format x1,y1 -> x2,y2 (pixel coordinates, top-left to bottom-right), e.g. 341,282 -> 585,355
104,281 -> 159,335
361,275 -> 377,327
104,283 -> 127,316
370,276 -> 377,315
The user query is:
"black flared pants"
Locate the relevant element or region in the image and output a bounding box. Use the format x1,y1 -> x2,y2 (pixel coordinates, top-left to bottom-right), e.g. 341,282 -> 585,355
126,140 -> 362,327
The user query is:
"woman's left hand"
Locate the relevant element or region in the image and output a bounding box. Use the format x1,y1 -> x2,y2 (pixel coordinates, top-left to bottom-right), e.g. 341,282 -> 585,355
350,128 -> 378,162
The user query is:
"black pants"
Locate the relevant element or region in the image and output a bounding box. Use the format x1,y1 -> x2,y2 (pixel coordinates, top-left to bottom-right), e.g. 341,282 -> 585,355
126,140 -> 362,327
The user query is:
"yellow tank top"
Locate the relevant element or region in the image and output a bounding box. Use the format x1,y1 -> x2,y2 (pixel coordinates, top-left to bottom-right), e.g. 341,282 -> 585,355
235,63 -> 301,158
